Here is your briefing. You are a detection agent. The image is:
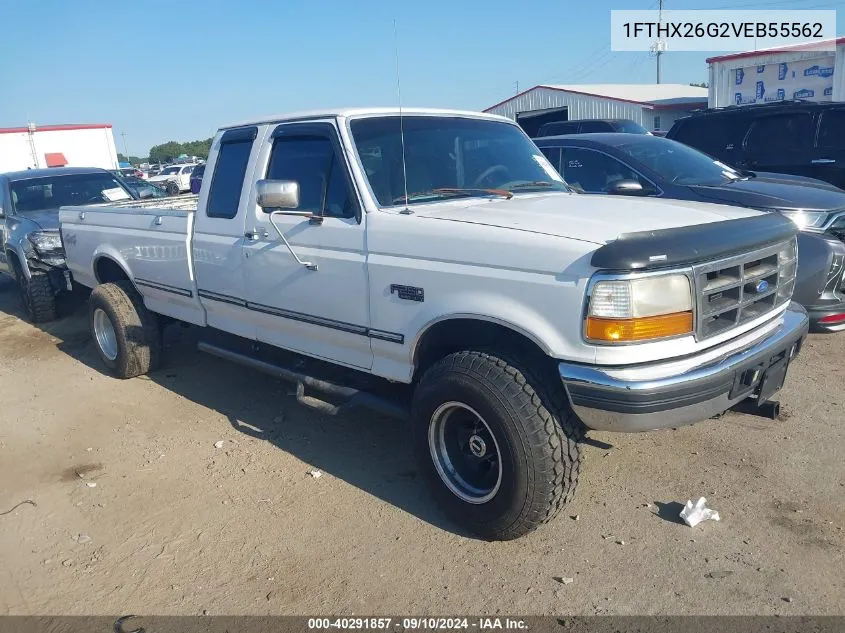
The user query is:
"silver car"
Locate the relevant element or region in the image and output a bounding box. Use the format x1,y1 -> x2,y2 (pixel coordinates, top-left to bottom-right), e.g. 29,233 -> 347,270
0,167 -> 135,322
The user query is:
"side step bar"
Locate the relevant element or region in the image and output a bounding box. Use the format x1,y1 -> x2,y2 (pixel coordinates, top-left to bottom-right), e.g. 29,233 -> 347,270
197,341 -> 410,421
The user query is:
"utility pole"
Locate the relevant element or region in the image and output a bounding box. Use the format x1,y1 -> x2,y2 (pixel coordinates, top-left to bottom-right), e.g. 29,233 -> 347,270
515,81 -> 519,95
656,0 -> 664,83
121,132 -> 129,159
27,122 -> 39,168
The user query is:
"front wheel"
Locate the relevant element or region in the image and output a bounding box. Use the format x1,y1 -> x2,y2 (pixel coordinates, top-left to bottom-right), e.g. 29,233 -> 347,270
165,181 -> 180,196
13,262 -> 57,323
89,281 -> 161,378
412,351 -> 583,540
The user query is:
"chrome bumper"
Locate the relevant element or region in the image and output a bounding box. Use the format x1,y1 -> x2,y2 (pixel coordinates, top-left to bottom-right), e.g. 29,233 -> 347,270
559,303 -> 809,433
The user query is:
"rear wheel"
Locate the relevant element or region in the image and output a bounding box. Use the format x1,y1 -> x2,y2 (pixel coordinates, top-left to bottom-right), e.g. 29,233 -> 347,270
12,260 -> 57,323
89,281 -> 161,378
412,351 -> 583,540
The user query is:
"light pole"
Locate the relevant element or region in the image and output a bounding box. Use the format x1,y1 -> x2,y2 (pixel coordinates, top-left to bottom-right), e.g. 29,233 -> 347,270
121,132 -> 129,161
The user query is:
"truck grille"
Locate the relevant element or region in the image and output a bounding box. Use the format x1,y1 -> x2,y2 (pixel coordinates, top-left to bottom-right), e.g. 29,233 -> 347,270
693,239 -> 797,340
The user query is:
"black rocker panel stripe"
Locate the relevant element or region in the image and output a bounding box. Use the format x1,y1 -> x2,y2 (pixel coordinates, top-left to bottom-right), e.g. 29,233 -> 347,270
134,277 -> 193,298
197,289 -> 404,344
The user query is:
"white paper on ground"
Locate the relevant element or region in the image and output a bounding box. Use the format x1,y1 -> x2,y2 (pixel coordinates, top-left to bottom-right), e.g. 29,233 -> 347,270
680,497 -> 721,527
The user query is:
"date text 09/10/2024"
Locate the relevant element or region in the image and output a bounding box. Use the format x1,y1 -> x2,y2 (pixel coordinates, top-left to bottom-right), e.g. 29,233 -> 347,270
307,617 -> 529,630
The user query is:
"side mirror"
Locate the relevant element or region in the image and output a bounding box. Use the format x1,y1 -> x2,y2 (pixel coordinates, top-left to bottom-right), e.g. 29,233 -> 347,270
256,180 -> 300,210
608,179 -> 646,196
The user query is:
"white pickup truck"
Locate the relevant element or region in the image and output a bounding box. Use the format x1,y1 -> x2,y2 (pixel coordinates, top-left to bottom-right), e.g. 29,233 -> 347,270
59,108 -> 808,540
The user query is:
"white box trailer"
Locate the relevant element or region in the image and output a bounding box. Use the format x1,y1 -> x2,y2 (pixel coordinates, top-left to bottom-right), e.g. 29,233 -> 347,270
708,37 -> 845,108
0,123 -> 119,173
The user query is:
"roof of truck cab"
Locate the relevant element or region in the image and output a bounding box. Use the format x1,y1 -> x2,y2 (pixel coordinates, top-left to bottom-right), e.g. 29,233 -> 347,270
1,166 -> 110,181
220,107 -> 513,130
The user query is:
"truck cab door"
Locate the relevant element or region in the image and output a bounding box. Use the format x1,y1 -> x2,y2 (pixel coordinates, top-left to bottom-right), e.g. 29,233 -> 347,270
740,111 -> 815,177
242,121 -> 373,370
192,126 -> 261,340
180,166 -> 193,192
813,108 -> 845,189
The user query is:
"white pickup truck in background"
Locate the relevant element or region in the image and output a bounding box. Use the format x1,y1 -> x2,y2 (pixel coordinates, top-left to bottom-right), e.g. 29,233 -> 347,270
59,108 -> 808,540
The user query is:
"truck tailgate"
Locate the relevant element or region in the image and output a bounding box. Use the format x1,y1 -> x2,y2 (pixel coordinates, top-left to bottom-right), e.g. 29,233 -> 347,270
60,199 -> 205,326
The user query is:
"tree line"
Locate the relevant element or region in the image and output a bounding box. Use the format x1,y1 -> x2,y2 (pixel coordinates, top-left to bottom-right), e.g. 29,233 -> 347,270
118,137 -> 214,165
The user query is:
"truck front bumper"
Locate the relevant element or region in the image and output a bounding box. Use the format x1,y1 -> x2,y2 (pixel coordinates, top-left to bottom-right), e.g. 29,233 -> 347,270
558,303 -> 809,432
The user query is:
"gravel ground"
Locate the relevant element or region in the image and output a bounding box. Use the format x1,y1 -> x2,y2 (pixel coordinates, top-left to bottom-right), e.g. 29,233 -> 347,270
0,277 -> 842,616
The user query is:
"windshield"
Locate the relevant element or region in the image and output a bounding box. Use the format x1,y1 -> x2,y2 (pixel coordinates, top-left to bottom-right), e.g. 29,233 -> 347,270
161,166 -> 181,175
10,173 -> 133,213
616,136 -> 742,186
349,116 -> 569,206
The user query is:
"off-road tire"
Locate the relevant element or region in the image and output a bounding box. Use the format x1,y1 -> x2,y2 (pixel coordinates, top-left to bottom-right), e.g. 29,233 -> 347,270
13,261 -> 58,323
412,350 -> 584,540
89,281 -> 161,378
165,181 -> 180,196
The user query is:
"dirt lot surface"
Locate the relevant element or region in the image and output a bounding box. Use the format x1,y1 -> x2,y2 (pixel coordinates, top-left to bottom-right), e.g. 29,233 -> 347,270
0,277 -> 842,616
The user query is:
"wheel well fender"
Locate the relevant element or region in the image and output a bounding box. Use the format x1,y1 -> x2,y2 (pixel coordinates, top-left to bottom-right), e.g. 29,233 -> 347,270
5,246 -> 30,280
412,316 -> 556,381
93,252 -> 133,287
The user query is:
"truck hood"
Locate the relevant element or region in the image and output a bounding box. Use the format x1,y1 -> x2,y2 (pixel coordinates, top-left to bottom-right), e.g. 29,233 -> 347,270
690,176 -> 845,212
148,174 -> 176,182
412,192 -> 762,244
12,209 -> 60,230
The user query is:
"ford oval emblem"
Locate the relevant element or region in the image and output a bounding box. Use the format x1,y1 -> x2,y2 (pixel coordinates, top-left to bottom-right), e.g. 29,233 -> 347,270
755,280 -> 769,293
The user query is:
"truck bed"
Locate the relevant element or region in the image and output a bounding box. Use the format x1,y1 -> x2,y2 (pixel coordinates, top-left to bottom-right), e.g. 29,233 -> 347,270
59,195 -> 206,326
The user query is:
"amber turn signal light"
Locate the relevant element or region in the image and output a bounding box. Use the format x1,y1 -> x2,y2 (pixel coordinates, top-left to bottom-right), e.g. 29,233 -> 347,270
586,311 -> 693,342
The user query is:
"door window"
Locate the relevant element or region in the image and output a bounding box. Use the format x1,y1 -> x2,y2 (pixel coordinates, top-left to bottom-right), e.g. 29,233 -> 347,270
266,136 -> 355,219
207,139 -> 253,219
817,110 -> 845,150
559,147 -> 651,193
671,116 -> 748,156
744,113 -> 813,156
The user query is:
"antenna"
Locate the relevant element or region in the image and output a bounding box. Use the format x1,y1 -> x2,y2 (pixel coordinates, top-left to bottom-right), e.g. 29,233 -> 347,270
393,19 -> 411,213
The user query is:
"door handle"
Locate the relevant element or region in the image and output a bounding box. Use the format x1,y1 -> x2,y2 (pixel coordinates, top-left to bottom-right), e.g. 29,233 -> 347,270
811,158 -> 836,165
244,228 -> 269,241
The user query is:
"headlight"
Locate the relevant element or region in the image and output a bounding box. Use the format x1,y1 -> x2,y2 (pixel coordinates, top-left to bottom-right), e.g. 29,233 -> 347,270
586,274 -> 693,343
27,230 -> 64,255
777,210 -> 829,231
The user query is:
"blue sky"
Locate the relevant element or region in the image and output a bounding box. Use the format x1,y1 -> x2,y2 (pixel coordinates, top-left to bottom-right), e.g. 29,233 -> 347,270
0,0 -> 840,156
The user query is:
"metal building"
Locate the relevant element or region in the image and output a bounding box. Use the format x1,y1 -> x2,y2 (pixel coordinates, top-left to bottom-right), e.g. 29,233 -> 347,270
0,123 -> 119,173
708,37 -> 845,108
483,84 -> 708,136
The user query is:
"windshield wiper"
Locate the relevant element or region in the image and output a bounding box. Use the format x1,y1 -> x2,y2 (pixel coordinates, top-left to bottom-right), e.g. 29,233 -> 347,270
506,181 -> 562,190
506,180 -> 575,193
392,188 -> 513,204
